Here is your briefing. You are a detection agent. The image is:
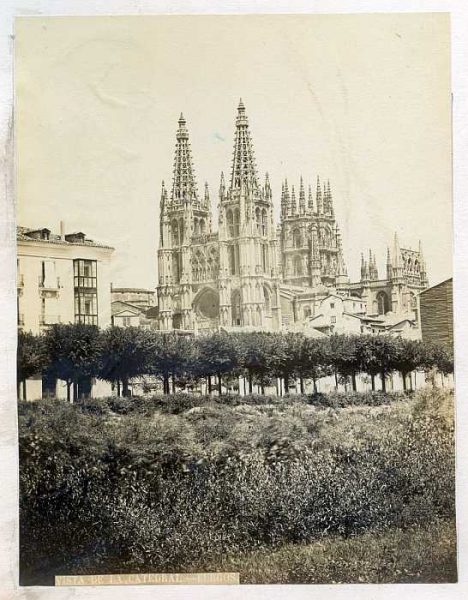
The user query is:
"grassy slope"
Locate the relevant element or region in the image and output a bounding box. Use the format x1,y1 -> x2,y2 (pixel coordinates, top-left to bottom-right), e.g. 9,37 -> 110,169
200,520 -> 457,584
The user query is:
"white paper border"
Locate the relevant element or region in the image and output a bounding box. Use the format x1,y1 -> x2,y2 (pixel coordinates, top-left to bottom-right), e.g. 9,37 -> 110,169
1,1 -> 467,599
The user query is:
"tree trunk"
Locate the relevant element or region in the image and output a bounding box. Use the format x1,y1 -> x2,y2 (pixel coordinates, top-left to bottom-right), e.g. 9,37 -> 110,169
162,375 -> 169,395
381,370 -> 386,393
171,375 -> 176,394
284,374 -> 290,394
334,372 -> 339,391
117,380 -> 121,397
261,383 -> 265,395
207,375 -> 212,395
300,376 -> 305,394
22,379 -> 27,401
217,373 -> 222,396
351,372 -> 357,392
401,371 -> 407,392
371,374 -> 375,392
248,369 -> 253,395
313,378 -> 318,394
122,378 -> 130,397
66,381 -> 71,403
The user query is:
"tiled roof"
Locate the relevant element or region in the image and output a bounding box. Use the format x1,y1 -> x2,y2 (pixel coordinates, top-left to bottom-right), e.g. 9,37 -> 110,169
17,226 -> 114,250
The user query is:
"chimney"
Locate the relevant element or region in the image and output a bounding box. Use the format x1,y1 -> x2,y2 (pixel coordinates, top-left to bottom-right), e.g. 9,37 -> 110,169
60,220 -> 65,239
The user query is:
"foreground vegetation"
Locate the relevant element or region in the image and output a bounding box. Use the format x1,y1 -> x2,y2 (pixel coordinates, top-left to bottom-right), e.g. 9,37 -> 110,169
19,387 -> 456,585
200,520 -> 457,584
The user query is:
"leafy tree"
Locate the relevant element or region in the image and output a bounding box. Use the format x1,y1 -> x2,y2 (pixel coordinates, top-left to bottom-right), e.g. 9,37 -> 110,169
195,332 -> 239,395
17,331 -> 47,400
298,336 -> 333,394
418,341 -> 454,386
235,332 -> 275,394
99,326 -> 154,397
436,346 -> 454,375
419,342 -> 454,375
269,332 -> 304,394
392,338 -> 423,391
328,335 -> 361,391
356,335 -> 398,392
44,323 -> 102,402
149,332 -> 196,394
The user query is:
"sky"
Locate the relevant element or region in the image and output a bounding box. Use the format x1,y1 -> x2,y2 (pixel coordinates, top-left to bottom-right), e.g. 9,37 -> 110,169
15,13 -> 452,289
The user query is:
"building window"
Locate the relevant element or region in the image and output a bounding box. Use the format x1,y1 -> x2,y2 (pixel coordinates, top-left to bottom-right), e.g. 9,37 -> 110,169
229,244 -> 240,275
232,290 -> 242,326
74,259 -> 98,325
227,209 -> 240,237
74,259 -> 97,289
172,252 -> 182,283
233,208 -> 240,237
39,259 -> 58,288
172,220 -> 180,246
377,291 -> 390,315
330,303 -> 335,309
261,209 -> 268,236
293,255 -> 303,276
331,316 -> 337,324
292,229 -> 302,248
264,286 -> 271,315
179,220 -> 185,244
262,244 -> 269,273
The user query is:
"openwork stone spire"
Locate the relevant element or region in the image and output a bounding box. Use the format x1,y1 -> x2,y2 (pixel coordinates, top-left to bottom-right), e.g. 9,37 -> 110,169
299,177 -> 306,214
171,113 -> 198,204
230,99 -> 259,191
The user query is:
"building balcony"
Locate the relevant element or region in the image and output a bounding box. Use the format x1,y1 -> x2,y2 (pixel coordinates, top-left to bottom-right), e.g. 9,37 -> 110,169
40,314 -> 62,326
38,276 -> 61,290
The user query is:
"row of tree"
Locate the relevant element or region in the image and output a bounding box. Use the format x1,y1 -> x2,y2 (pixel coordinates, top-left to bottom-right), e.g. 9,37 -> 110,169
17,324 -> 454,401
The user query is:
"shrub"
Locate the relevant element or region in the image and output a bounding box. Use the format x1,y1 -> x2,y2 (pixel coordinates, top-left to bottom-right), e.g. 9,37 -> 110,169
19,389 -> 456,584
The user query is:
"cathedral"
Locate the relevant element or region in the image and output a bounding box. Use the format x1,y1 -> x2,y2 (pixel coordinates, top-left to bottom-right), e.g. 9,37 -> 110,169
157,100 -> 429,335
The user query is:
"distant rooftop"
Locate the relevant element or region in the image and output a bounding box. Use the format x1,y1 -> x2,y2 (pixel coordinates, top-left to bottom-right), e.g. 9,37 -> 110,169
111,287 -> 155,294
419,277 -> 452,295
17,226 -> 114,250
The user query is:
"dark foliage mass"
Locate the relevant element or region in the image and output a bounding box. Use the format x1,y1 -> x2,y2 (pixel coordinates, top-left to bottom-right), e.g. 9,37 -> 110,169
19,387 -> 456,584
17,325 -> 454,400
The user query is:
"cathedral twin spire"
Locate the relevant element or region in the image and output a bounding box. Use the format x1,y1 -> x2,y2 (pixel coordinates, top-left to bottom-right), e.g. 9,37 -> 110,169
230,98 -> 259,191
170,113 -> 213,211
171,113 -> 198,204
168,99 -> 267,210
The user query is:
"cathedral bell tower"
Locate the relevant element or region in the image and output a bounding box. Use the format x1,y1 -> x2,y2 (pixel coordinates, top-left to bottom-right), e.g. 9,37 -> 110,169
157,113 -> 212,330
217,100 -> 281,329
280,174 -> 347,289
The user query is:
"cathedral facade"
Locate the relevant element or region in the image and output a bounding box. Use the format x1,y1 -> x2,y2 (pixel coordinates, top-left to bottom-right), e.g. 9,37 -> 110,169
157,101 -> 428,335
